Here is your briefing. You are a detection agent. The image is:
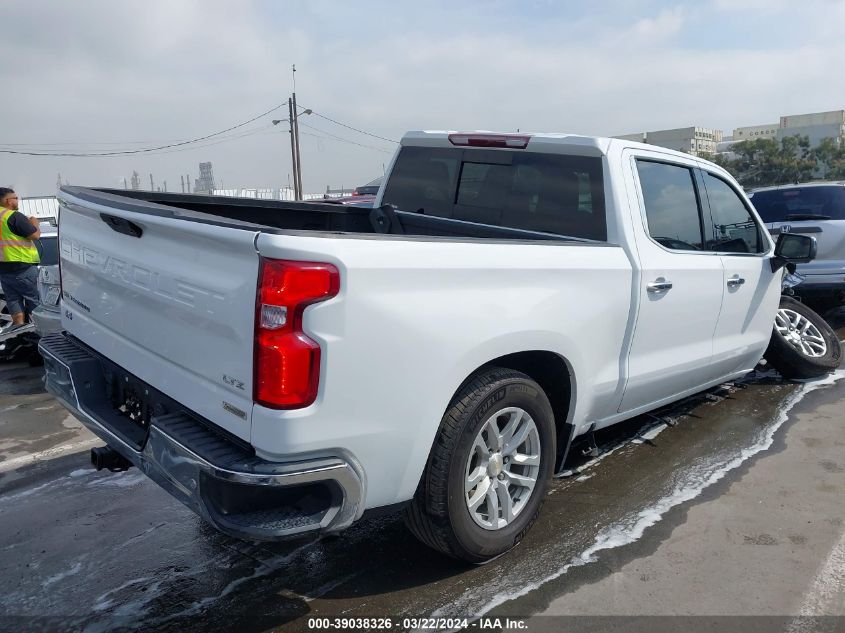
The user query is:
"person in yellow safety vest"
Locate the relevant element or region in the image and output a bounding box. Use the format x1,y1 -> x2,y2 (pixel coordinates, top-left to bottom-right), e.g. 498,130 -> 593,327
0,187 -> 42,333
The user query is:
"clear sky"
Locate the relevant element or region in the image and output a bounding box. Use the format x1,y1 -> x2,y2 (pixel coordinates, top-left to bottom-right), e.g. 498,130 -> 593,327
2,0 -> 843,197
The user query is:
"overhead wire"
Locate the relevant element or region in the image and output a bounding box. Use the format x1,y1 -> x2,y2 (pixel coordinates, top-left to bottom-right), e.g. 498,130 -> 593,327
133,124 -> 279,157
0,100 -> 400,161
0,102 -> 288,157
297,105 -> 399,144
297,121 -> 394,154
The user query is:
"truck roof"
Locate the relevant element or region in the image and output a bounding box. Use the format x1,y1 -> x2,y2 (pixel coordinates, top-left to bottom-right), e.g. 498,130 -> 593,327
400,130 -> 698,162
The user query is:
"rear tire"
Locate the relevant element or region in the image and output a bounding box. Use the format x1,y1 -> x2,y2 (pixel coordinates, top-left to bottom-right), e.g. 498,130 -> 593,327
764,296 -> 841,379
404,367 -> 555,563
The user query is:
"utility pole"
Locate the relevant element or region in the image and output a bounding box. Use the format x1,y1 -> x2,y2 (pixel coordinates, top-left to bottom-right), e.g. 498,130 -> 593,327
288,97 -> 300,200
163,180 -> 167,192
123,178 -> 128,190
292,90 -> 304,199
149,174 -> 154,190
185,174 -> 191,193
180,175 -> 185,193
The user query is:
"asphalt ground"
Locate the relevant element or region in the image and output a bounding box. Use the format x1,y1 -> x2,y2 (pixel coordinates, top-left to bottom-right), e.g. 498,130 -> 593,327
1,315 -> 844,633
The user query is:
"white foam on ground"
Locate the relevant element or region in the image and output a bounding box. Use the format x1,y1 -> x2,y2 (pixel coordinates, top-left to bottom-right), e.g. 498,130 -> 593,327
558,415 -> 677,478
41,561 -> 84,589
92,576 -> 154,612
0,477 -> 74,504
136,540 -> 319,626
0,437 -> 101,474
440,370 -> 845,619
556,438 -> 631,478
631,423 -> 669,444
85,471 -> 146,488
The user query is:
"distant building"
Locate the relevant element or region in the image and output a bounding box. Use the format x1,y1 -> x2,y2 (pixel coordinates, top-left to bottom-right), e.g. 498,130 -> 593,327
730,110 -> 845,148
194,162 -> 215,194
613,126 -> 723,156
714,139 -> 747,160
613,132 -> 646,143
646,127 -> 722,156
778,109 -> 845,147
733,123 -> 778,141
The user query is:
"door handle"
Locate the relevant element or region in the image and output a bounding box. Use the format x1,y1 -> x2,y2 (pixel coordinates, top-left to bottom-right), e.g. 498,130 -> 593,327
727,276 -> 746,288
646,279 -> 673,293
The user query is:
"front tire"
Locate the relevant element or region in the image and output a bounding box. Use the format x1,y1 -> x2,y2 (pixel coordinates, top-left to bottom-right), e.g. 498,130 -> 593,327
764,296 -> 841,379
404,367 -> 555,563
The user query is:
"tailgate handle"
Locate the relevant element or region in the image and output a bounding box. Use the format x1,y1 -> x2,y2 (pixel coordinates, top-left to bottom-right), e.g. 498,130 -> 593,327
100,213 -> 143,238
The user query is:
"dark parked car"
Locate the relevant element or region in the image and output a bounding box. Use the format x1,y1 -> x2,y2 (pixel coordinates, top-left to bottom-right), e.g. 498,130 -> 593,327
351,176 -> 383,197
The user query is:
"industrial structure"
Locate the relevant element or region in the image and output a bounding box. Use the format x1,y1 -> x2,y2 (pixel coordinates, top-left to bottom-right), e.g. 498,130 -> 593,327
613,126 -> 723,157
729,110 -> 845,146
615,109 -> 844,158
194,162 -> 215,194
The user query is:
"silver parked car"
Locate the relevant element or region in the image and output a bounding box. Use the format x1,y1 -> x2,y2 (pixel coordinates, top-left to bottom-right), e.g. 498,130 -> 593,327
749,182 -> 845,310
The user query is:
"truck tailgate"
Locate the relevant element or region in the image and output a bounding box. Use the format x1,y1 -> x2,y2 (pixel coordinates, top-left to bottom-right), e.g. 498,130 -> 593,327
58,192 -> 260,441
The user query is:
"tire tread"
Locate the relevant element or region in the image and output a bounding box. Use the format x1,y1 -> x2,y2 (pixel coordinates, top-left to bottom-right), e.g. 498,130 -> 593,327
404,367 -> 549,562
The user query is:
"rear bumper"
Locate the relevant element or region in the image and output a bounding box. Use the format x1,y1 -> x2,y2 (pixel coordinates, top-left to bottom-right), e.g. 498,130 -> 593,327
38,333 -> 364,541
31,305 -> 62,338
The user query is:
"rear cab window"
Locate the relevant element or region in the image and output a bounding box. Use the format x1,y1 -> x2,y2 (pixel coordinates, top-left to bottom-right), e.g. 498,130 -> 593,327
381,146 -> 607,241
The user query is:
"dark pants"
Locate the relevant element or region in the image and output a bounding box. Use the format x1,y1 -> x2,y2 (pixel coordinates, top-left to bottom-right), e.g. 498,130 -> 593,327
0,266 -> 39,316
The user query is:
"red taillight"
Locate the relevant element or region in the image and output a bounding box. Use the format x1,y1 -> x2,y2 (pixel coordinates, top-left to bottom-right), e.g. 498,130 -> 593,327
254,259 -> 340,409
448,133 -> 530,149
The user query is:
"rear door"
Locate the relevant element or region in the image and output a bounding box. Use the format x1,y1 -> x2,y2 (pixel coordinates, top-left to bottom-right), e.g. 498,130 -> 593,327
58,191 -> 260,441
699,170 -> 780,377
619,153 -> 725,413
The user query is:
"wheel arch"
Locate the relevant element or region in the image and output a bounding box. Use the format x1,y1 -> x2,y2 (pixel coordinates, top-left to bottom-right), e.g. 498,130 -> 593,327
449,350 -> 577,474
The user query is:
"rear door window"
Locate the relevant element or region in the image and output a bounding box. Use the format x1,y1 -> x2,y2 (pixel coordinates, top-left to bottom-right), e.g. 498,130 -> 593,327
635,160 -> 704,251
381,146 -> 606,240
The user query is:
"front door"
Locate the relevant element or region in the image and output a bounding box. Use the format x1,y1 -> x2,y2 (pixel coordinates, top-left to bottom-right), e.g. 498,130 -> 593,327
619,156 -> 725,413
699,170 -> 781,376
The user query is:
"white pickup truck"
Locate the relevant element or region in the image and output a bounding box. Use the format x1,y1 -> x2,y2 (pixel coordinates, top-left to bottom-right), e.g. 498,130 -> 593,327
41,131 -> 818,562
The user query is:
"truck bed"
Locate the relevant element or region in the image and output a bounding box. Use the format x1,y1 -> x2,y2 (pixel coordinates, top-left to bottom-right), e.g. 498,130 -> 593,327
65,187 -> 588,243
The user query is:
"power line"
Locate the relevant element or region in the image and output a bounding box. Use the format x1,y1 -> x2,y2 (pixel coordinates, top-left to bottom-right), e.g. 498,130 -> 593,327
298,105 -> 398,144
0,138 -> 188,147
134,125 -> 278,157
0,102 -> 288,157
297,121 -> 394,154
